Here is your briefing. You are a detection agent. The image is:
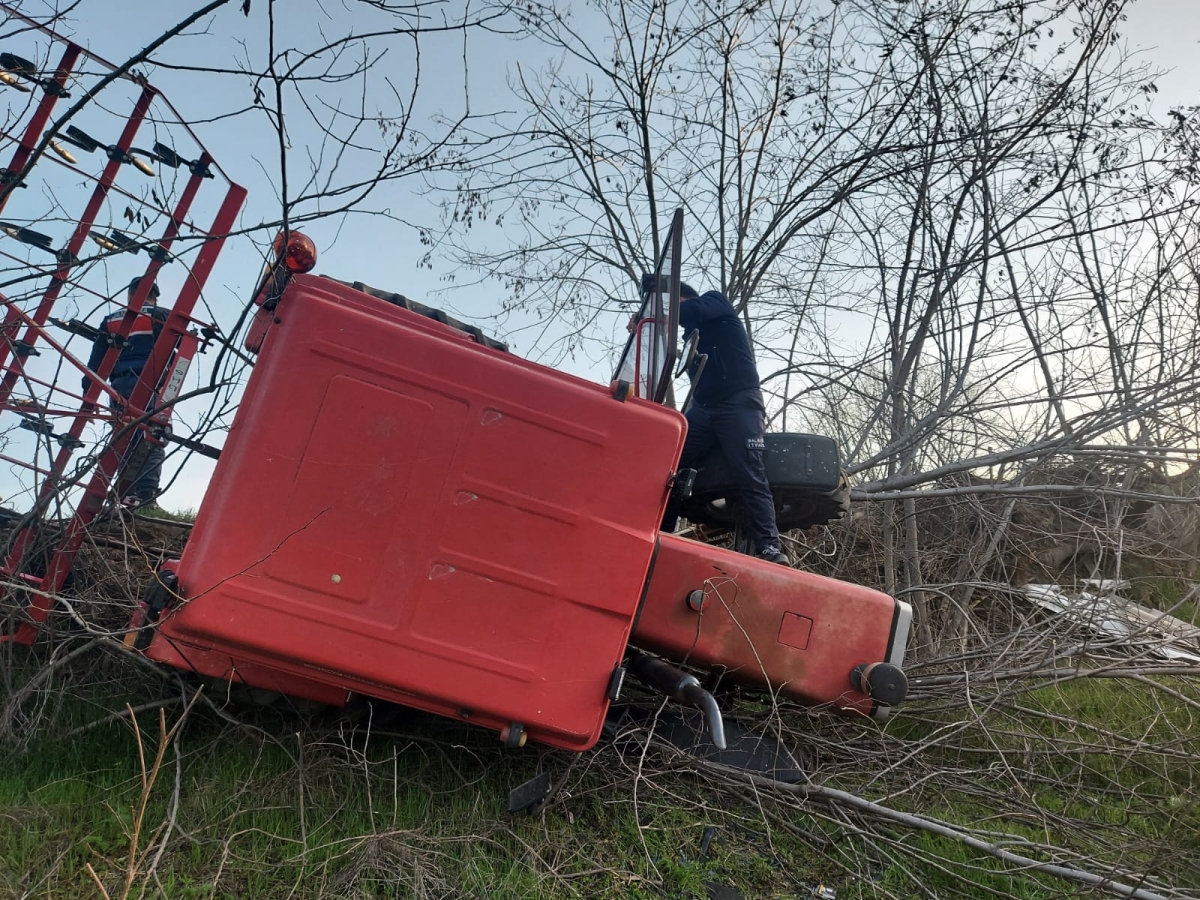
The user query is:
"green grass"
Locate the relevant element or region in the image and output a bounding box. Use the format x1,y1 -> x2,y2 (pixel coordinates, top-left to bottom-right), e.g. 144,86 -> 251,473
0,688 -> 824,899
873,676 -> 1200,893
136,505 -> 197,524
1117,572 -> 1200,625
1,668 -> 1197,898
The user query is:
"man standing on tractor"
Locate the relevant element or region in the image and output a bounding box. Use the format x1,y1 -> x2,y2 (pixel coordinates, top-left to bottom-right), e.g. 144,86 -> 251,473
658,280 -> 788,565
81,276 -> 169,509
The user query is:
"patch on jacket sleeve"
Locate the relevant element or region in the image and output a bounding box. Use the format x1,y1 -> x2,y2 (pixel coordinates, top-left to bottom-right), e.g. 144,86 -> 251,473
746,436 -> 766,451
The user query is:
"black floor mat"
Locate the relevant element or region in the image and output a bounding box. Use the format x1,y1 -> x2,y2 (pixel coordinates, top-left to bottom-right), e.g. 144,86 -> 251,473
608,704 -> 804,783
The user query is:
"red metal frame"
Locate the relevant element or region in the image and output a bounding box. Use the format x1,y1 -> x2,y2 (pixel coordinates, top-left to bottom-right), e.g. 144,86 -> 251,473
0,85 -> 156,391
612,210 -> 681,403
0,7 -> 246,643
3,184 -> 245,643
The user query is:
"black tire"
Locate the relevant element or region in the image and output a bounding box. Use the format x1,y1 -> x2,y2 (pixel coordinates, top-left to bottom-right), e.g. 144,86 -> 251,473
680,432 -> 851,531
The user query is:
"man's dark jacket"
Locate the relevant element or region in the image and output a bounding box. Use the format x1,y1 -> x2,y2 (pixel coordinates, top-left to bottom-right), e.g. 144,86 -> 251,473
81,305 -> 170,393
679,290 -> 761,407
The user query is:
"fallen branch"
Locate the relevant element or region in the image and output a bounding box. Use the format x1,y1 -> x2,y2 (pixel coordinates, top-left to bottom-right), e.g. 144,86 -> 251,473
855,484 -> 1200,504
605,721 -> 1188,900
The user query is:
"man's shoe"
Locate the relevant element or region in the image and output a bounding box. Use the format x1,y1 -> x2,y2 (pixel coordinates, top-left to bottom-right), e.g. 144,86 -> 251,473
757,546 -> 789,566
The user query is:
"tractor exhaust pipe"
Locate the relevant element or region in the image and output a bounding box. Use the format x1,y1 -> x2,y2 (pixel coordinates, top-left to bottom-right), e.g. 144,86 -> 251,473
626,649 -> 727,750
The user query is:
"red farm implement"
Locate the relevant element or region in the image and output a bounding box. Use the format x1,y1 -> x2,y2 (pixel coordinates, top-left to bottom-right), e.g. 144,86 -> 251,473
0,4 -> 244,644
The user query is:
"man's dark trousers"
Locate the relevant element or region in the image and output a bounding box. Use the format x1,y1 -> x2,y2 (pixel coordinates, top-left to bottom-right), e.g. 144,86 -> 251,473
109,371 -> 166,503
664,387 -> 780,552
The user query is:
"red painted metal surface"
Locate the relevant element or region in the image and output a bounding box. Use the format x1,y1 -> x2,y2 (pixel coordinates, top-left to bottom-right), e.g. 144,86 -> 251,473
146,635 -> 351,708
147,275 -> 687,751
631,534 -> 908,719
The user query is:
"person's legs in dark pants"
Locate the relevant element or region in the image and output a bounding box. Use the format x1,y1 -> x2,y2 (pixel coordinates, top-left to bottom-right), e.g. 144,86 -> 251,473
126,425 -> 166,504
662,403 -> 716,533
710,391 -> 782,558
108,372 -> 164,505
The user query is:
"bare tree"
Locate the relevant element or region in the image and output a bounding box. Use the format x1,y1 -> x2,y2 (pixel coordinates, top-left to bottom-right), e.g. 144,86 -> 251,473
0,0 -> 503,517
436,0 -> 1200,640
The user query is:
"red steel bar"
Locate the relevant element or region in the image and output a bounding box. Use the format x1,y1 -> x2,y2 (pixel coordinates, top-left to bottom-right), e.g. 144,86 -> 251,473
0,85 -> 157,397
0,452 -> 53,477
0,40 -> 80,215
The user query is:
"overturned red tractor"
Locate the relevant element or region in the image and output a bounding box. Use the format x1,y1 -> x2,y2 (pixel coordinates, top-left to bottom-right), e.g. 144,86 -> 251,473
128,215 -> 911,759
0,9 -> 906,774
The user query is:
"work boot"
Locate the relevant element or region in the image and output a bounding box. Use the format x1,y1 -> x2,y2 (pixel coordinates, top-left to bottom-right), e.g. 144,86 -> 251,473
757,545 -> 789,566
120,493 -> 157,513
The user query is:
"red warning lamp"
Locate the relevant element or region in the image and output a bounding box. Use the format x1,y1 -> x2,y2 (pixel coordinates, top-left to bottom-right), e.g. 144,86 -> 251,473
251,231 -> 318,312
282,231 -> 317,273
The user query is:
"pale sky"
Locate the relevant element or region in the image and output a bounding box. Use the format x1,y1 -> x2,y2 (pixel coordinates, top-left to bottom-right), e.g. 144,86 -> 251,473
1120,0 -> 1200,108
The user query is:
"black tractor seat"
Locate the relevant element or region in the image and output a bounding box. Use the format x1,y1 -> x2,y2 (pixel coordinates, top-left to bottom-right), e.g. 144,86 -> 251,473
679,432 -> 851,531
